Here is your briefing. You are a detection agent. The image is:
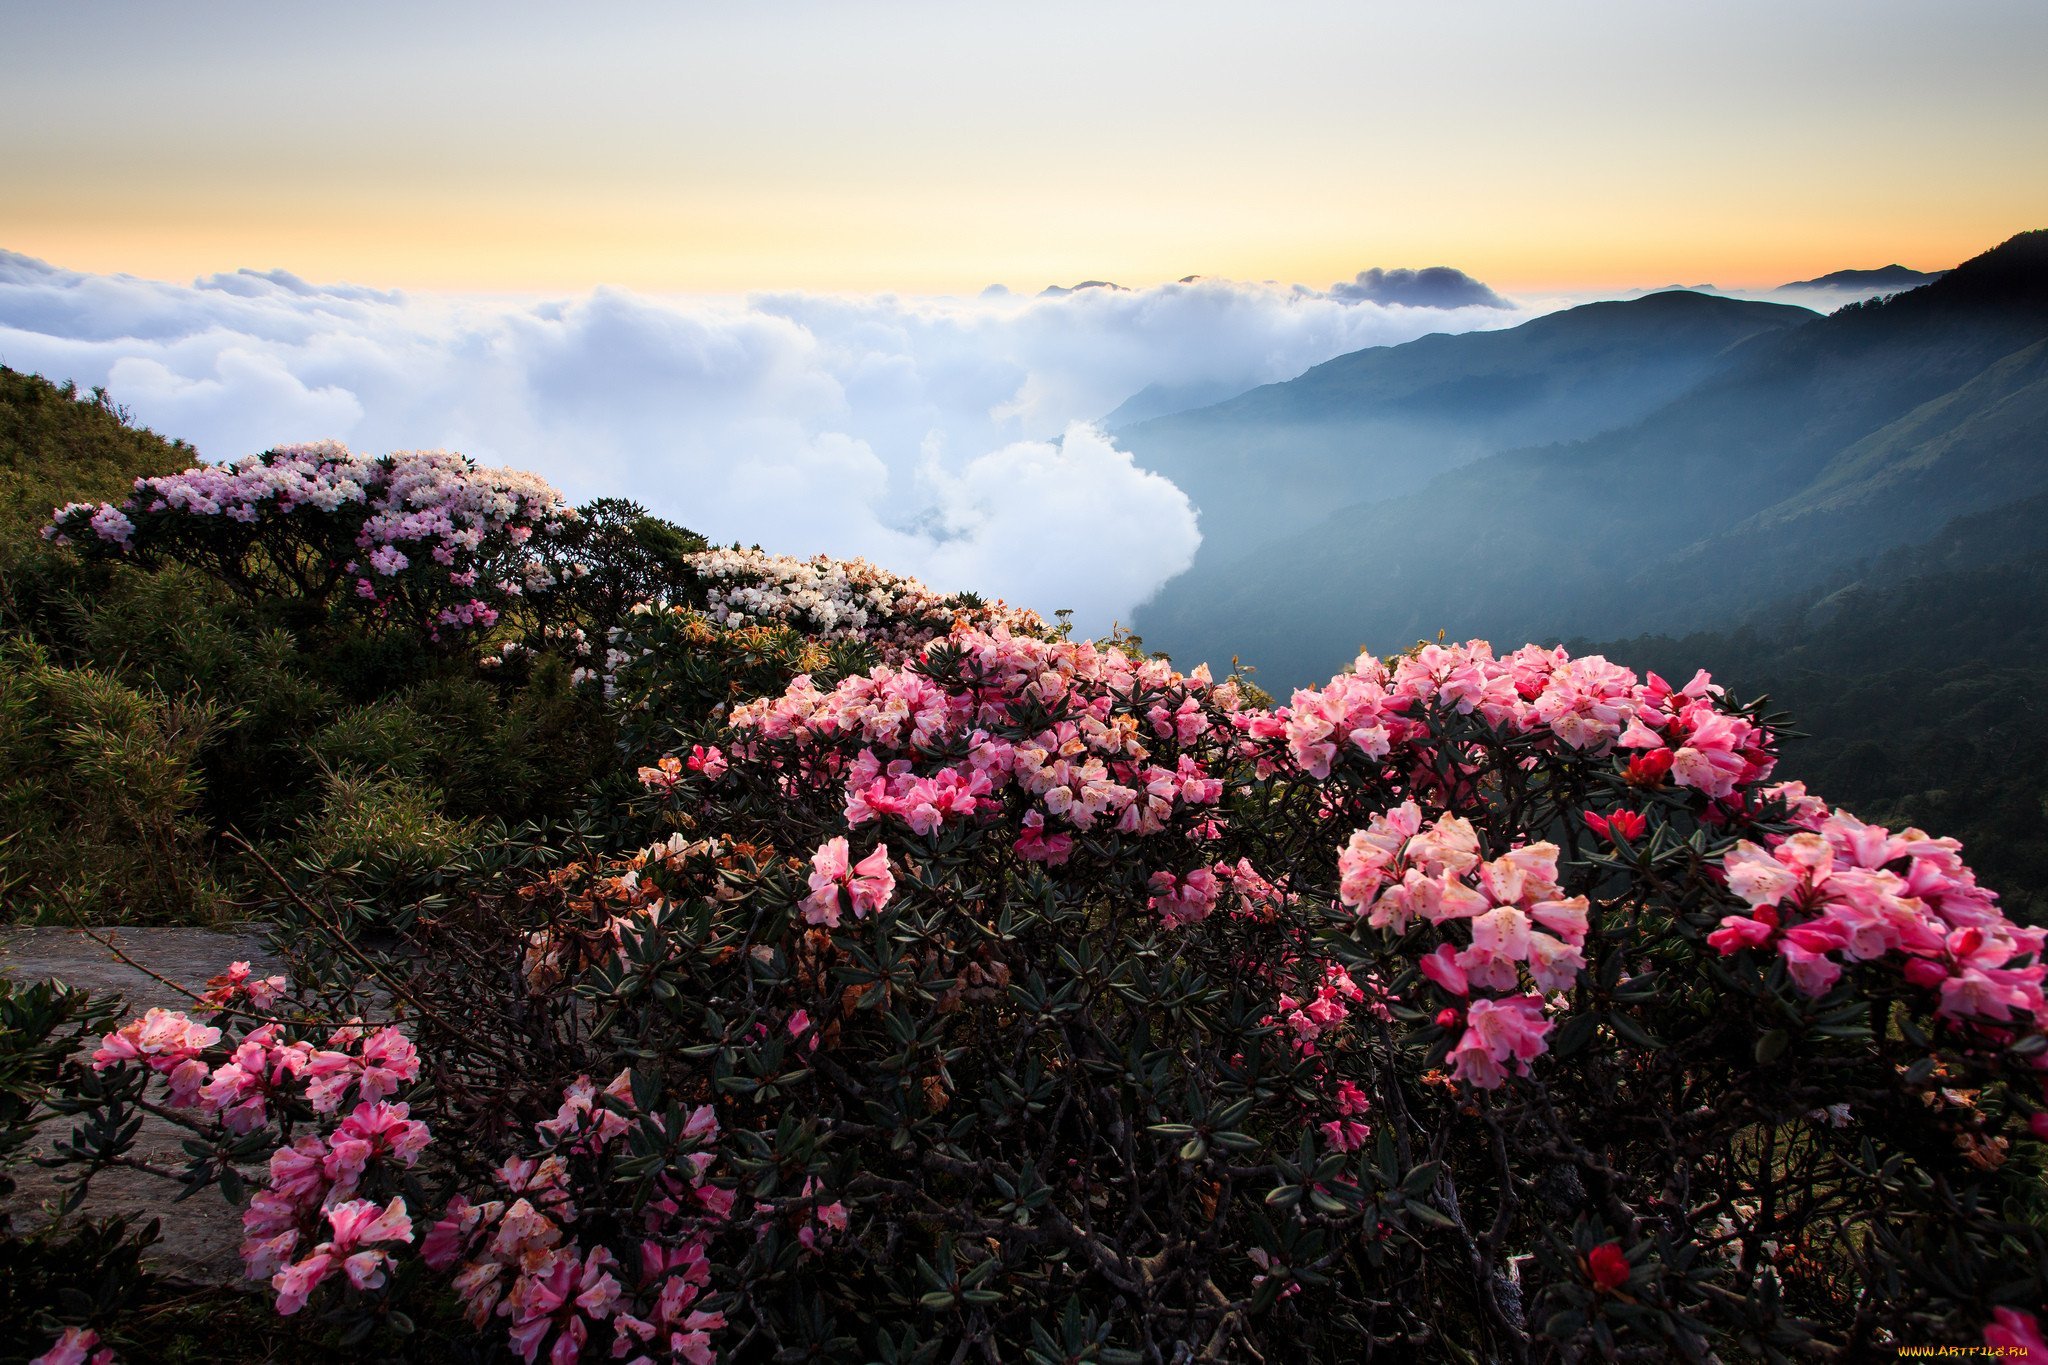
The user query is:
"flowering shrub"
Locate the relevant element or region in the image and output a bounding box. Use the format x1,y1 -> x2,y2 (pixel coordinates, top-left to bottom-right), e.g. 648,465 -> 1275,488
42,629 -> 2048,1360
598,563 -> 1047,766
46,443 -> 576,641
683,547 -> 1044,654
517,497 -> 708,644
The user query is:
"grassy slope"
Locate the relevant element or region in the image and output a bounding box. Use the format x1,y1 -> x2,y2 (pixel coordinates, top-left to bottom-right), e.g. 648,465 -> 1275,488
0,368 -> 192,545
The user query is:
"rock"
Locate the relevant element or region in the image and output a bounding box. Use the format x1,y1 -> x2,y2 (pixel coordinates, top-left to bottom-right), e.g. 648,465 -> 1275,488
1,925 -> 280,1286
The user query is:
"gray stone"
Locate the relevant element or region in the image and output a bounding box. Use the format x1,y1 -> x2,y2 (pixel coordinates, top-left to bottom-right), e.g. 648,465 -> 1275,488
1,925 -> 281,1286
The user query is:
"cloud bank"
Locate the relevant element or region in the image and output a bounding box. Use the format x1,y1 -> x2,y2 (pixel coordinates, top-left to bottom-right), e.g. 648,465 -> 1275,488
0,251 -> 1531,631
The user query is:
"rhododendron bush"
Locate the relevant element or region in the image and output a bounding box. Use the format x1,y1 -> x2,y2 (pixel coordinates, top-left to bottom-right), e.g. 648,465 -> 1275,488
599,561 -> 1047,762
33,629 -> 2048,1360
46,442 -> 578,641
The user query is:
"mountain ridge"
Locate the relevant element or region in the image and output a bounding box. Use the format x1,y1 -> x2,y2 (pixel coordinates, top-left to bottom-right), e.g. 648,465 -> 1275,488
1113,289 -> 1816,573
1132,230 -> 2048,688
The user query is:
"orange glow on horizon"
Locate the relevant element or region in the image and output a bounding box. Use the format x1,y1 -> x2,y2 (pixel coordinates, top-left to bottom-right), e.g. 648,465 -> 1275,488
3,191 -> 2031,301
3,2 -> 2043,300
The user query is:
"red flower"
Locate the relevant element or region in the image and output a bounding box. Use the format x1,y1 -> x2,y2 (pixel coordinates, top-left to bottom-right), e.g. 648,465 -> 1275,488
1586,1241 -> 1630,1293
1623,749 -> 1674,786
1582,809 -> 1647,844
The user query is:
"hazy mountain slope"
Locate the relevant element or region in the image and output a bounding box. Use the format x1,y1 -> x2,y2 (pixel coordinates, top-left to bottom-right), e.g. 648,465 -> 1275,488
1100,379 -> 1254,428
1137,231 -> 2048,689
1114,291 -> 1816,568
1640,338 -> 2048,612
1575,494 -> 2048,923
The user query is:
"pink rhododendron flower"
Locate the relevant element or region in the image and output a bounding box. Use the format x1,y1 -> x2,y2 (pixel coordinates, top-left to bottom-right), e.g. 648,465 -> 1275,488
1418,943 -> 1470,997
91,1008 -> 220,1075
799,837 -> 895,927
1984,1307 -> 2047,1356
355,1028 -> 421,1102
1447,995 -> 1552,1089
1147,867 -> 1221,929
271,1196 -> 413,1314
1582,808 -> 1647,843
1013,809 -> 1075,866
1320,1118 -> 1372,1152
1586,1242 -> 1630,1293
197,960 -> 288,1015
30,1327 -> 112,1365
795,1177 -> 850,1253
1707,796 -> 2044,1027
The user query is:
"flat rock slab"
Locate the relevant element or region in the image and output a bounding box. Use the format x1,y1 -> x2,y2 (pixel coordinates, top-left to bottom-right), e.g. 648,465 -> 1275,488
1,924 -> 281,1286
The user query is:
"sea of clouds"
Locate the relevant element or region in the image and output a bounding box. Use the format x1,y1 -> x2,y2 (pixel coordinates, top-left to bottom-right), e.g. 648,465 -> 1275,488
0,252 -> 1537,630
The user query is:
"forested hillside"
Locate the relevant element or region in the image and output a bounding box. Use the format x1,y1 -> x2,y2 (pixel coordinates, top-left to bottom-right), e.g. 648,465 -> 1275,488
0,369 -> 650,921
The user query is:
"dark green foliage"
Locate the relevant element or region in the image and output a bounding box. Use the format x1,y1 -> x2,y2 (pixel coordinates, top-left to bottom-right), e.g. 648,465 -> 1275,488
529,495 -> 709,640
0,368 -> 692,923
0,642 -> 228,921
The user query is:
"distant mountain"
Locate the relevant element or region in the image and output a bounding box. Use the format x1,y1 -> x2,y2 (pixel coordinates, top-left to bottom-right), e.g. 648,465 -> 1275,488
1038,280 -> 1127,297
1100,379 -> 1256,429
1779,264 -> 1945,292
1116,288 -> 1815,581
1133,231 -> 2048,689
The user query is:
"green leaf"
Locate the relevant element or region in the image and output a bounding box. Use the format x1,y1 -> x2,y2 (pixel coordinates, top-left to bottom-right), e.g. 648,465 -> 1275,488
1552,1012 -> 1600,1058
1404,1201 -> 1456,1230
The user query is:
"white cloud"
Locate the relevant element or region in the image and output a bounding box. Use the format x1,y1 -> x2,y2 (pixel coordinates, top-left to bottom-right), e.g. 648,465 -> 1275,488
0,250 -> 1534,631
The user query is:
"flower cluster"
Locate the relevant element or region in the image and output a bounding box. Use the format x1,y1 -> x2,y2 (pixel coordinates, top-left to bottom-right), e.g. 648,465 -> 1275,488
87,1006 -> 431,1319
263,1192 -> 419,1314
1251,639 -> 1773,800
196,959 -> 288,1015
422,1072 -> 729,1365
240,1088 -> 432,1293
729,627 -> 1246,876
1269,960 -> 1369,1056
687,546 -> 1043,654
89,1007 -> 221,1104
1336,802 -> 1589,1086
1710,782 -> 2046,1036
49,599 -> 2048,1357
45,444 -> 574,638
799,836 -> 896,927
29,1327 -> 114,1365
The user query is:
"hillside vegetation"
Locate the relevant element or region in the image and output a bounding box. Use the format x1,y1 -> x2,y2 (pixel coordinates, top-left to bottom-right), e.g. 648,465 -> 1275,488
0,370 -> 644,921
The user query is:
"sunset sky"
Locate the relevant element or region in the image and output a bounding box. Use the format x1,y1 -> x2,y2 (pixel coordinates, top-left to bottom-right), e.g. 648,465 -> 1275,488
6,0 -> 2045,296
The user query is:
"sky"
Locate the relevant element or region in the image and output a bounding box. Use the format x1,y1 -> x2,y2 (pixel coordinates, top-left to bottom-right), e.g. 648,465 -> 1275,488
5,0 -> 2045,295
3,0 -> 2044,628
